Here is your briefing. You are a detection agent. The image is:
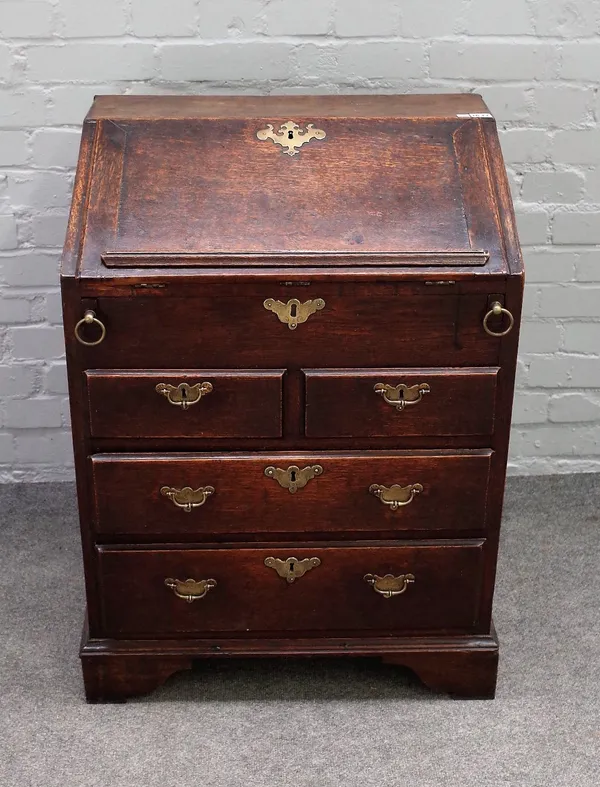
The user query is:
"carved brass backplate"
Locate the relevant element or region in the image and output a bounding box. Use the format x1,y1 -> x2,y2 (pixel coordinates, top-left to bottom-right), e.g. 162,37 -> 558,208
164,577 -> 217,603
256,121 -> 326,156
364,573 -> 415,598
369,483 -> 423,510
160,485 -> 215,512
263,298 -> 325,330
374,382 -> 430,411
155,381 -> 213,410
264,556 -> 321,583
264,464 -> 323,494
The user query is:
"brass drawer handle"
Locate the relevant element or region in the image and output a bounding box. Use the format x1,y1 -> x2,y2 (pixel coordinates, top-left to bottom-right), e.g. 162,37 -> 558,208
364,573 -> 415,598
74,310 -> 106,346
264,464 -> 323,493
155,381 -> 213,409
164,577 -> 217,603
264,556 -> 321,583
374,382 -> 430,411
369,483 -> 423,510
160,485 -> 215,512
483,301 -> 515,337
263,298 -> 325,330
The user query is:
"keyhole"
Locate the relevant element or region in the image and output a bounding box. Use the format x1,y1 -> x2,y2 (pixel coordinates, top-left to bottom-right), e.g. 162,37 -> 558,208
181,387 -> 187,400
289,561 -> 295,573
288,130 -> 294,139
290,303 -> 297,318
290,470 -> 297,482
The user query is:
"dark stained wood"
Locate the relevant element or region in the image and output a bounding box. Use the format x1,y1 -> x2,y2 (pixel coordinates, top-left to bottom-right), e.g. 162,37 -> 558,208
90,450 -> 493,539
305,368 -> 498,438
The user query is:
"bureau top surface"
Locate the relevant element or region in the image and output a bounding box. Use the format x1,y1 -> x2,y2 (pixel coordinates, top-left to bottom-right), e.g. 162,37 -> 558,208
65,94 -> 522,278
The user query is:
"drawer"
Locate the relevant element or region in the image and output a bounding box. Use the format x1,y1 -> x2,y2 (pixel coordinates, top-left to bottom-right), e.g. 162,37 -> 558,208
72,290 -> 502,369
86,370 -> 284,439
305,368 -> 498,438
91,450 -> 492,539
97,541 -> 485,637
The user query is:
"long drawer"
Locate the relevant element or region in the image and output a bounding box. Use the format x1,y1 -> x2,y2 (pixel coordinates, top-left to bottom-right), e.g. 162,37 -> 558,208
97,541 -> 486,637
91,450 -> 492,539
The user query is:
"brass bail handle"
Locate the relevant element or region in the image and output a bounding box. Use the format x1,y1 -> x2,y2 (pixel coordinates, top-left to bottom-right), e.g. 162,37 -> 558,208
74,310 -> 106,346
483,301 -> 514,337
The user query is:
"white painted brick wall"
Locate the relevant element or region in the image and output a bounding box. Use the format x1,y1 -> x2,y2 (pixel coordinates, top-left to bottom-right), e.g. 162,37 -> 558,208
0,0 -> 599,480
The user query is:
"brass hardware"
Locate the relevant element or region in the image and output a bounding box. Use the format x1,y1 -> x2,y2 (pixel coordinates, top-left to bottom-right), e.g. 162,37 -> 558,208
74,310 -> 106,346
263,298 -> 325,330
164,577 -> 217,603
364,573 -> 415,598
369,483 -> 423,510
256,121 -> 326,156
155,381 -> 213,410
374,382 -> 430,411
483,301 -> 515,337
160,485 -> 215,512
264,464 -> 323,493
264,556 -> 321,583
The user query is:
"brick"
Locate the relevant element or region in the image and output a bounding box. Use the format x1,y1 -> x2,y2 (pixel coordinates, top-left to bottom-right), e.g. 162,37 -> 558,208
519,322 -> 561,354
511,425 -> 600,456
0,296 -> 30,324
0,253 -> 59,287
31,129 -> 81,169
131,0 -> 197,37
10,325 -> 64,359
539,285 -> 600,317
529,356 -> 600,387
44,362 -> 68,394
160,43 -> 293,81
32,214 -> 69,247
47,85 -> 116,126
553,212 -> 600,245
561,42 -> 600,81
500,129 -> 548,164
478,86 -> 530,123
59,0 -> 127,37
530,86 -> 591,126
43,291 -> 63,324
515,209 -> 549,245
430,42 -> 552,81
462,0 -> 533,35
562,323 -> 600,353
294,44 -> 339,81
0,214 -> 18,250
268,0 -> 331,35
521,172 -> 583,204
4,397 -> 62,428
336,42 -> 426,81
0,43 -> 13,81
540,5 -> 600,39
399,1 -> 464,36
0,434 -> 14,463
0,2 -> 53,37
6,172 -> 72,211
0,88 -> 46,128
14,431 -> 74,464
524,250 -> 575,282
334,2 -> 397,37
0,364 -> 36,396
549,393 -> 600,423
512,392 -> 549,424
573,250 -> 600,282
583,167 -> 600,202
0,131 -> 28,167
27,44 -> 155,82
197,0 -> 263,38
552,130 -> 600,165
522,283 -> 539,318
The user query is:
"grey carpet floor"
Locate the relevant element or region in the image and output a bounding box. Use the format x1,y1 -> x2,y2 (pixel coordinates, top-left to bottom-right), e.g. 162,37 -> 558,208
0,475 -> 599,787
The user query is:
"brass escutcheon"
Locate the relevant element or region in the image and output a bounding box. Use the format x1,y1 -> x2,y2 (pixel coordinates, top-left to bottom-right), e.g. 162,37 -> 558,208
160,485 -> 215,512
155,381 -> 213,410
256,121 -> 326,156
374,382 -> 430,411
369,483 -> 423,510
264,464 -> 323,493
364,573 -> 415,598
164,577 -> 217,603
264,556 -> 321,583
263,298 -> 325,330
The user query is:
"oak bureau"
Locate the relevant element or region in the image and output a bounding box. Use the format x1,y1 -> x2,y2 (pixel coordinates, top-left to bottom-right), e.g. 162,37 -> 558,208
61,94 -> 523,702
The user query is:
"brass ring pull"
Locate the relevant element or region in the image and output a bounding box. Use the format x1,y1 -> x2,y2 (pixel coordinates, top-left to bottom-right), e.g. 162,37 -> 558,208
369,483 -> 423,510
160,485 -> 215,512
364,573 -> 415,598
74,310 -> 106,346
374,382 -> 430,411
155,381 -> 213,409
483,301 -> 514,337
164,577 -> 217,603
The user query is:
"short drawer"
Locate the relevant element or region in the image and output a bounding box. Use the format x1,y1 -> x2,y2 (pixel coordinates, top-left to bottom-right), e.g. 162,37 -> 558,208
305,368 -> 498,438
91,450 -> 492,539
86,369 -> 284,439
97,541 -> 485,637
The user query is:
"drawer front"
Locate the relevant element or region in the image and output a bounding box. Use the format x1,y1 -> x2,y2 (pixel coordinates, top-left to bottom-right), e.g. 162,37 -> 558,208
305,368 -> 498,438
86,370 -> 284,439
97,542 -> 485,637
91,451 -> 492,538
73,292 -> 501,369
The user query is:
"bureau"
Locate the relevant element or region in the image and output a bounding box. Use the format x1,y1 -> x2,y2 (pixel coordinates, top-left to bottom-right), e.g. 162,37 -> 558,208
61,94 -> 523,702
